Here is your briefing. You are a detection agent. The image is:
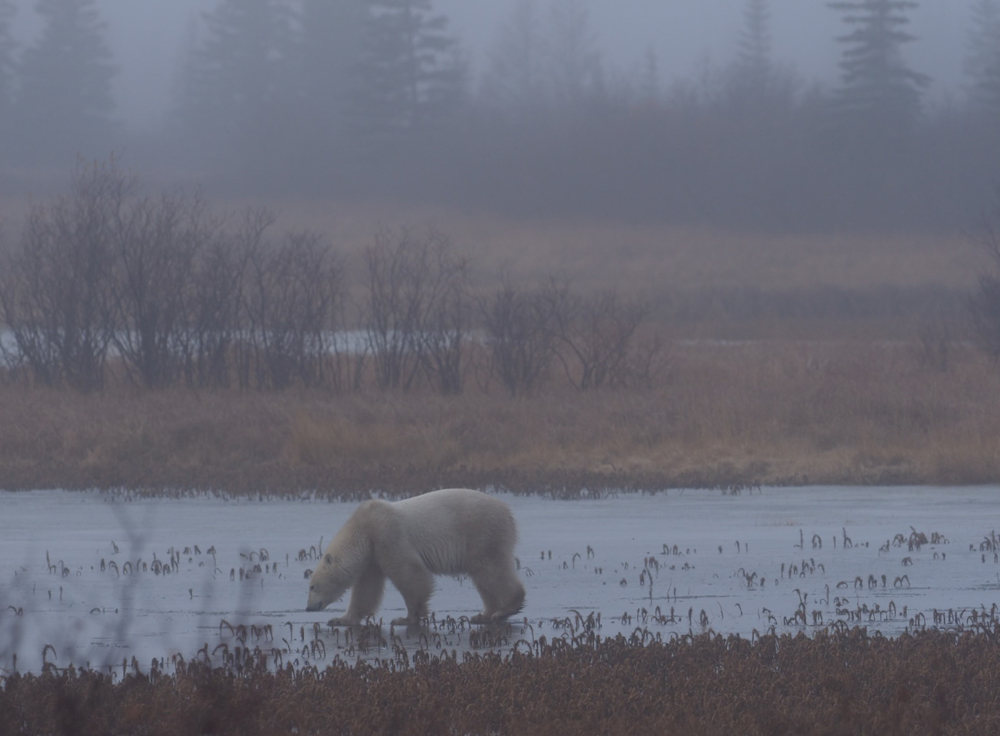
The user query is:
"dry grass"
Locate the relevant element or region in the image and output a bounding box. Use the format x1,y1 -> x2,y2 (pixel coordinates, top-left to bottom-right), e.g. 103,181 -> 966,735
2,339 -> 999,496
5,195 -> 975,293
259,200 -> 977,292
4,628 -> 1000,735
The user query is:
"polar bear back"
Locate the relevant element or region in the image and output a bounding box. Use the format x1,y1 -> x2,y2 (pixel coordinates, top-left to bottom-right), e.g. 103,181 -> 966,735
383,488 -> 517,576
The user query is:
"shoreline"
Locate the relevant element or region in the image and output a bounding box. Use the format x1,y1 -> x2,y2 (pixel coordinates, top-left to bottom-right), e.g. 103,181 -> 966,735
0,442 -> 995,500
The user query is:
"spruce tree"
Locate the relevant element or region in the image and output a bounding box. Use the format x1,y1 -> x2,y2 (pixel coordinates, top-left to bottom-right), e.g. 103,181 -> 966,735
0,1 -> 15,136
545,0 -> 603,108
827,0 -> 929,145
174,0 -> 293,167
481,0 -> 547,117
292,0 -> 367,170
351,0 -> 465,152
966,0 -> 1000,115
482,0 -> 603,116
16,0 -> 117,161
738,0 -> 772,84
298,0 -> 366,132
638,48 -> 661,105
723,0 -> 795,112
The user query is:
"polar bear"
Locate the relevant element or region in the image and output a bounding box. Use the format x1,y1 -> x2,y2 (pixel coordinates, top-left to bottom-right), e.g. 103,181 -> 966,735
305,488 -> 525,626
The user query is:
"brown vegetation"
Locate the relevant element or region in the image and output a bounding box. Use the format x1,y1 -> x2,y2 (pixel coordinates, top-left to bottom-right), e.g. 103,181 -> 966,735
1,339 -> 999,496
269,199 -> 977,293
3,628 -> 1000,735
1,163 -> 997,494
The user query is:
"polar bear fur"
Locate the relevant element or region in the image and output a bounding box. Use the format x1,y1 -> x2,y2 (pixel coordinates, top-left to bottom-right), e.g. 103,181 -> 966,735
306,488 -> 525,626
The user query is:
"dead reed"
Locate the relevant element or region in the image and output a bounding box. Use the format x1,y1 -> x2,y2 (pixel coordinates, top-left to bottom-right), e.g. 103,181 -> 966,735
3,627 -> 1000,735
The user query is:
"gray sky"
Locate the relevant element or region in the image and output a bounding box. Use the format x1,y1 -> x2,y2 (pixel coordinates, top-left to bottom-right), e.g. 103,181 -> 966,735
7,1 -> 983,129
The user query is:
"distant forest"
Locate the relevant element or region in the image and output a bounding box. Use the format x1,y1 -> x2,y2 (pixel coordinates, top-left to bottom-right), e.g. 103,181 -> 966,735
2,0 -> 1000,230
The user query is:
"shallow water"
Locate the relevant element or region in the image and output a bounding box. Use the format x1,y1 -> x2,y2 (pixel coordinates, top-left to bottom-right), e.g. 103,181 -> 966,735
2,486 -> 999,673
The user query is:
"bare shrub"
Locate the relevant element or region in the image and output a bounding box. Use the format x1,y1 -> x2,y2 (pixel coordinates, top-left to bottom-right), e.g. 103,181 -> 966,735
108,190 -> 214,388
419,243 -> 471,395
362,228 -> 469,392
238,211 -> 344,390
916,314 -> 953,372
180,229 -> 246,389
479,280 -> 559,396
551,286 -> 655,390
0,158 -> 123,390
621,328 -> 669,389
0,162 -> 348,393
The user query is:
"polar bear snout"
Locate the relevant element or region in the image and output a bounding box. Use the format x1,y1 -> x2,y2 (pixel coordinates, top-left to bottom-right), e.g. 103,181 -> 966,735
306,583 -> 329,612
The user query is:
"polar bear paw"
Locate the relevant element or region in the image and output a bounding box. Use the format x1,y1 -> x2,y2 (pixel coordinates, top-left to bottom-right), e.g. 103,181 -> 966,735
470,612 -> 507,625
326,616 -> 360,627
391,615 -> 421,626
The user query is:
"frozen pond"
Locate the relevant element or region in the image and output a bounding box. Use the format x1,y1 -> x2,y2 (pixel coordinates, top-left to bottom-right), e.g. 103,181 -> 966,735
2,487 -> 1000,674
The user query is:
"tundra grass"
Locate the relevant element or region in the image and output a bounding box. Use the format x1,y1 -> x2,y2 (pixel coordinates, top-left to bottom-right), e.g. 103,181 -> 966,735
262,201 -> 977,291
2,340 -> 999,497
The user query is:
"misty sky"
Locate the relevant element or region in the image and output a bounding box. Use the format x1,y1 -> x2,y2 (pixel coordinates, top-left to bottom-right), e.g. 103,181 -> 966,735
6,1 -> 983,129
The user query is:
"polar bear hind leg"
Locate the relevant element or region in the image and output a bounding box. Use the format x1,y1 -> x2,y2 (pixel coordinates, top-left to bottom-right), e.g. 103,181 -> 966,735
382,556 -> 436,626
470,560 -> 526,623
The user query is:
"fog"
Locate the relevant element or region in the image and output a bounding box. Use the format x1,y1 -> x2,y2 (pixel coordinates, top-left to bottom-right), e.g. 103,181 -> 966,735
2,0 -> 999,230
12,0 -> 975,128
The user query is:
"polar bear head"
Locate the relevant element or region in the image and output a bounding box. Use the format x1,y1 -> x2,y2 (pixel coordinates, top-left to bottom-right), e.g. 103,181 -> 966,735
306,551 -> 355,612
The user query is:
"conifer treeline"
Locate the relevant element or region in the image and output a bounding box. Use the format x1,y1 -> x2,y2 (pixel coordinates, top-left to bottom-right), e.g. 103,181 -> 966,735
1,0 -> 1000,228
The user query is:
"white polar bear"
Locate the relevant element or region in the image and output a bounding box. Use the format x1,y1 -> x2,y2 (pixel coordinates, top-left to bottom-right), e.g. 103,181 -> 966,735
305,488 -> 525,626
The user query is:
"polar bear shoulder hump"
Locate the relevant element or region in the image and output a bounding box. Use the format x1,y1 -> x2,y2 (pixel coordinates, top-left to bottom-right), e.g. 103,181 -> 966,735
389,488 -> 514,531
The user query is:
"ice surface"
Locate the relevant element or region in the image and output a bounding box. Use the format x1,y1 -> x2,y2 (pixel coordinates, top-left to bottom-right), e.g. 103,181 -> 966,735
2,487 -> 999,673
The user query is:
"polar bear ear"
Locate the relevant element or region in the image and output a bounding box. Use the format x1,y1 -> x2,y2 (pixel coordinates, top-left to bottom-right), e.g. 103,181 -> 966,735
325,553 -> 332,565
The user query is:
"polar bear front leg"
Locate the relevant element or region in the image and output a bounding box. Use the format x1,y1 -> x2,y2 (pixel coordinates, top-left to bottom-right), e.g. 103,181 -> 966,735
385,559 -> 434,626
327,567 -> 386,627
346,567 -> 387,623
470,561 -> 526,623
